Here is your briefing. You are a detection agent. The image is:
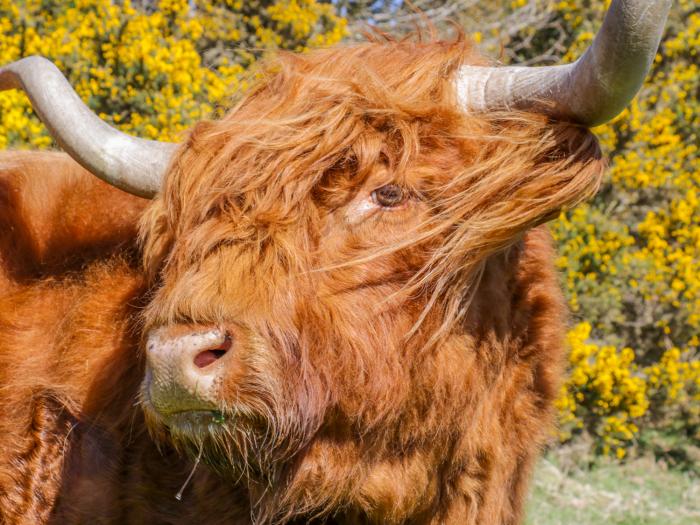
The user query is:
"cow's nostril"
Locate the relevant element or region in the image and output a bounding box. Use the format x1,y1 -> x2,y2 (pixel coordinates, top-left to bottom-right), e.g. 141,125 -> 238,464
193,334 -> 232,369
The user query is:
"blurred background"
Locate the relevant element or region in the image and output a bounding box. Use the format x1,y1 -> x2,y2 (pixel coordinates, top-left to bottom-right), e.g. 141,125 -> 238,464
1,1 -> 698,523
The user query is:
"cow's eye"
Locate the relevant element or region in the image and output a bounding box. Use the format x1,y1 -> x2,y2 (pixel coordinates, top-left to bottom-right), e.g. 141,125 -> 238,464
371,184 -> 406,208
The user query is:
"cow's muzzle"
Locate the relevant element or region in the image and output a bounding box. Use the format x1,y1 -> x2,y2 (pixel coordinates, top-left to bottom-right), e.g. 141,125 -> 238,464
143,326 -> 232,418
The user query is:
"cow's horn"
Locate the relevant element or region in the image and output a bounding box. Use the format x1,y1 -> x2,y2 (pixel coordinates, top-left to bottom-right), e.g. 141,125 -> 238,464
456,0 -> 672,126
0,56 -> 176,198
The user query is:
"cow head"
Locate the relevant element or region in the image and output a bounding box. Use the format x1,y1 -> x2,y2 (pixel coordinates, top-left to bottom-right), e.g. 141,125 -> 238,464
136,39 -> 604,484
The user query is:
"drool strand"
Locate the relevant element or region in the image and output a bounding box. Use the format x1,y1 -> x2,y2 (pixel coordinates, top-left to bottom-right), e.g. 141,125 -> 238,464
175,447 -> 203,501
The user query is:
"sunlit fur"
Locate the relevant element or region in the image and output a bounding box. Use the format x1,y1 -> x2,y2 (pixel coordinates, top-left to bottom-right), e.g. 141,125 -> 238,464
0,38 -> 604,524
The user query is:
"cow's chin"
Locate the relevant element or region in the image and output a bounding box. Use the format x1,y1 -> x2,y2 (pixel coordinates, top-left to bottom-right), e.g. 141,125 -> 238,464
142,401 -> 274,477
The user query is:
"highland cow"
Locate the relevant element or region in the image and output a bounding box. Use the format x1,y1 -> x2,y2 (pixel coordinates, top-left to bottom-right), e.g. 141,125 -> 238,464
0,1 -> 670,523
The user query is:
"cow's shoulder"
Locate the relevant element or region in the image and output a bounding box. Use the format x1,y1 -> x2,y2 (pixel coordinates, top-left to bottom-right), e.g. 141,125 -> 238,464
0,150 -> 148,285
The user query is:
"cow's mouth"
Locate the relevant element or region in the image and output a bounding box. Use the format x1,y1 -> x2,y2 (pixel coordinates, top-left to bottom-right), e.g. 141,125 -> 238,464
154,408 -> 236,451
166,409 -> 228,428
139,374 -> 229,435
140,386 -> 227,429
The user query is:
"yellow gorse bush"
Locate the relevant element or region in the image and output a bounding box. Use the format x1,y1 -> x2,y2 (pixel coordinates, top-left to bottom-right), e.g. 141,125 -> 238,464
557,324 -> 699,458
0,0 -> 346,145
1,0 -> 698,460
549,0 -> 700,458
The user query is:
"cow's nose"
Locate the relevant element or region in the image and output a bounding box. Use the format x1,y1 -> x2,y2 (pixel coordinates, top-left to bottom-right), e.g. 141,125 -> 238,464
193,333 -> 232,368
144,327 -> 231,414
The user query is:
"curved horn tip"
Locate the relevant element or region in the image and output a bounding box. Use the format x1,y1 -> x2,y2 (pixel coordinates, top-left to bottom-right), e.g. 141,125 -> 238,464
456,0 -> 673,126
1,55 -> 178,198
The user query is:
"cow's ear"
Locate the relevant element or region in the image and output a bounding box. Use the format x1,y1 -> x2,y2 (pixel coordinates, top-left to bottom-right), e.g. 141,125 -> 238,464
136,121 -> 216,282
423,116 -> 604,286
519,122 -> 605,227
138,198 -> 175,284
515,122 -> 606,231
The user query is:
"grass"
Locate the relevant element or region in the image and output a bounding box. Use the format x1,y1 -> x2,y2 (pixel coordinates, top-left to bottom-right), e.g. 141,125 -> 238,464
525,446 -> 700,525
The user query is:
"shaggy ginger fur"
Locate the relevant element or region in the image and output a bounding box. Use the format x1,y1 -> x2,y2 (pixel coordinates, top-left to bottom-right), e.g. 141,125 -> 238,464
0,38 -> 604,524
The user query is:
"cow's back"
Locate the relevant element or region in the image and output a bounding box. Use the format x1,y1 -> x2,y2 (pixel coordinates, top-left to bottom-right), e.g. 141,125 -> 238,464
0,151 -> 148,289
0,152 -> 149,522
